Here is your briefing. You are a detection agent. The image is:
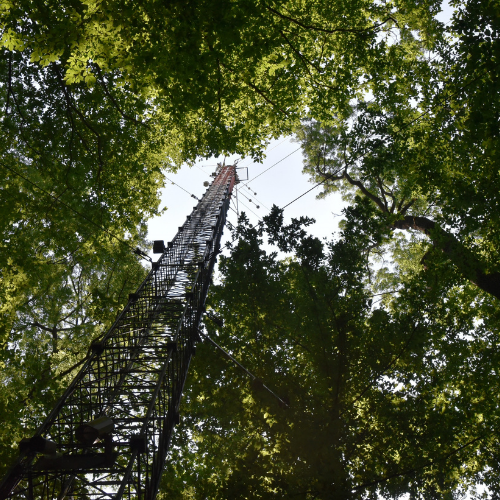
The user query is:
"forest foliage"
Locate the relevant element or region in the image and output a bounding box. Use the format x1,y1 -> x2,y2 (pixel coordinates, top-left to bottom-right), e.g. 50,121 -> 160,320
161,205 -> 500,498
0,0 -> 499,497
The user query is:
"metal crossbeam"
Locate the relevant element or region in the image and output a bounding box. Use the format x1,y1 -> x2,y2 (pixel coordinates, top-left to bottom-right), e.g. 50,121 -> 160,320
0,165 -> 237,500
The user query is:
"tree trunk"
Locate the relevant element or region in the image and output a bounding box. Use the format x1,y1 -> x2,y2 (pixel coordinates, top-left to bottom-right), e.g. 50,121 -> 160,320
393,216 -> 500,300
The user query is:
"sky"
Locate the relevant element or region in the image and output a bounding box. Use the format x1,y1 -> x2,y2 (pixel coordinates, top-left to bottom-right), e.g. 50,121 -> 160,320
147,136 -> 346,260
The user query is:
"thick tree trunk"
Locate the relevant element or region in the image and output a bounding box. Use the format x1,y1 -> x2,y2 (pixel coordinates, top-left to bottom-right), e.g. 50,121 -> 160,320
393,216 -> 500,300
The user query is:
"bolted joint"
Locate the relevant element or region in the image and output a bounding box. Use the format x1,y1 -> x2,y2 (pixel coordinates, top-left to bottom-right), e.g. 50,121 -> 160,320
90,342 -> 105,355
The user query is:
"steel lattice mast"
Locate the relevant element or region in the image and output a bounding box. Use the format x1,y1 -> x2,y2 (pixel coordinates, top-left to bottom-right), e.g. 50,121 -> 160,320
0,164 -> 237,500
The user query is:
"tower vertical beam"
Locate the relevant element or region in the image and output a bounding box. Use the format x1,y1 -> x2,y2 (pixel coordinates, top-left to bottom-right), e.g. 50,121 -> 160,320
0,165 -> 237,500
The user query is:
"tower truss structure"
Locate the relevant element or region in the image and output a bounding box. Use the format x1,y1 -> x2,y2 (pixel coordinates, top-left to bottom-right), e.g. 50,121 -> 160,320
0,165 -> 237,500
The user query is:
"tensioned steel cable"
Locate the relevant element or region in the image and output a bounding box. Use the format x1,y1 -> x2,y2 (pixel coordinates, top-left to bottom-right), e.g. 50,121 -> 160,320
238,187 -> 269,211
164,175 -> 201,201
164,168 -> 265,223
213,49 -> 489,239
239,147 -> 301,188
237,136 -> 290,169
235,27 -> 451,195
199,330 -> 289,408
281,56 -> 500,211
235,197 -> 262,220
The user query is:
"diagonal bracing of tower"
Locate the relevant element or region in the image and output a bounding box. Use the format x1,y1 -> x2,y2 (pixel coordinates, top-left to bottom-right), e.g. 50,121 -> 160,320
0,164 -> 237,500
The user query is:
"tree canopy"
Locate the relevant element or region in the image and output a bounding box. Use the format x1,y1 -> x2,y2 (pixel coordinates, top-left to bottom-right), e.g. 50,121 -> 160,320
160,207 -> 500,499
1,0 -> 500,496
1,0 -> 447,157
294,0 -> 500,300
0,48 -> 162,470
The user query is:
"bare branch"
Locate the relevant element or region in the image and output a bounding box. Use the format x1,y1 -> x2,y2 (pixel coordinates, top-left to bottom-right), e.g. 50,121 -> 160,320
266,5 -> 397,35
399,197 -> 417,215
376,176 -> 389,210
343,170 -> 388,212
94,65 -> 150,129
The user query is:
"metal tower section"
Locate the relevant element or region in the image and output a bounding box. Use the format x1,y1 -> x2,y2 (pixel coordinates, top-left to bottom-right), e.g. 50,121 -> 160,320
0,165 -> 237,500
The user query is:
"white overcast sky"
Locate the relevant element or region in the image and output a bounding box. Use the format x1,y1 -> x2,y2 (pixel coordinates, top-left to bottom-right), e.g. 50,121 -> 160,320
147,135 -> 346,258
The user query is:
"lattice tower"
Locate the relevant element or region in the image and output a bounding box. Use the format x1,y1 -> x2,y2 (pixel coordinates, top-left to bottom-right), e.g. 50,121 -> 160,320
0,164 -> 237,500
